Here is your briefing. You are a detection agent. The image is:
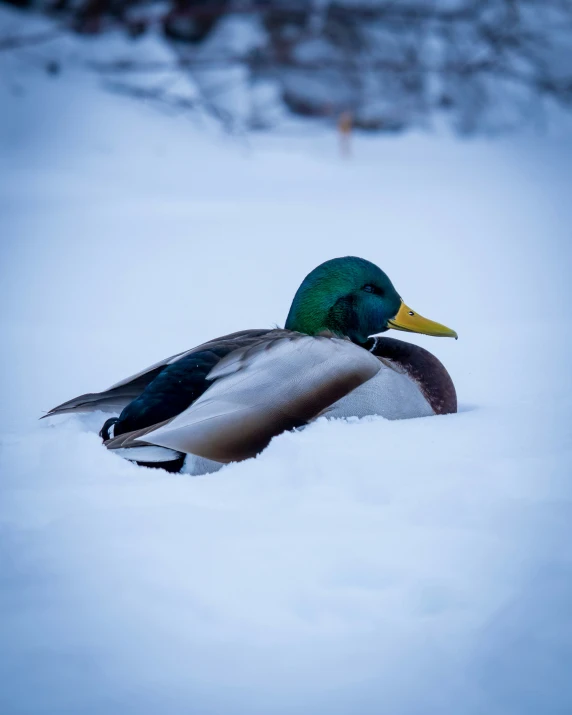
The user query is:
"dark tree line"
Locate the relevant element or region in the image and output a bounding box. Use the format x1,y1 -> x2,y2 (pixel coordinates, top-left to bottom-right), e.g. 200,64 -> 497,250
2,0 -> 572,133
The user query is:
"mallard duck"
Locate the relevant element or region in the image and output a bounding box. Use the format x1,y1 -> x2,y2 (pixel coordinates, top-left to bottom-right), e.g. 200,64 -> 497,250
44,256 -> 458,473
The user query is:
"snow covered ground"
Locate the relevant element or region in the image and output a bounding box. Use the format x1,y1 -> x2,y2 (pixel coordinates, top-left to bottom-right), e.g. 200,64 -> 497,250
2,7 -> 572,714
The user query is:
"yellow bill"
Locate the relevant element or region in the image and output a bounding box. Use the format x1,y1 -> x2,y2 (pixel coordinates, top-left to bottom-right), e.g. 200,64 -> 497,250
387,302 -> 458,339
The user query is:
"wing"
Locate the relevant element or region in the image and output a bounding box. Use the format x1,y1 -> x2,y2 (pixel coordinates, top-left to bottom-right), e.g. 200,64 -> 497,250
105,334 -> 381,463
41,329 -> 272,419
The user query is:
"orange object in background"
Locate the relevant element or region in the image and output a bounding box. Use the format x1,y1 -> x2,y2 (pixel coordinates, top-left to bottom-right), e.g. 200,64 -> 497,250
338,111 -> 353,157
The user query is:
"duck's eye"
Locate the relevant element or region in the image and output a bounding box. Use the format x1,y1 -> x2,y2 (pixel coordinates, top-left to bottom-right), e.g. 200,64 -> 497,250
363,284 -> 384,296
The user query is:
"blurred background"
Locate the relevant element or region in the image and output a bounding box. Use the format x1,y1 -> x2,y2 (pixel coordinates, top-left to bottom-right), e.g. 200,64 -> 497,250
2,0 -> 572,134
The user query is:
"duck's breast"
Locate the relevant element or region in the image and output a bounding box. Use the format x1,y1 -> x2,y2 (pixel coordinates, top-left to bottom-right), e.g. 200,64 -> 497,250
321,336 -> 457,421
322,360 -> 434,420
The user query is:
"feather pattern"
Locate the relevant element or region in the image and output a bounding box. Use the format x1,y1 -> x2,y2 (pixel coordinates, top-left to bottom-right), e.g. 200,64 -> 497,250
43,256 -> 458,474
42,329 -> 272,419
368,336 -> 457,415
107,333 -> 381,463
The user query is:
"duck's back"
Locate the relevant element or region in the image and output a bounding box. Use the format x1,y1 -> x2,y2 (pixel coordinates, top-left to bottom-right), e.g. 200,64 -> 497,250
43,328 -> 274,422
111,329 -> 277,437
106,332 -> 382,465
44,331 -> 456,472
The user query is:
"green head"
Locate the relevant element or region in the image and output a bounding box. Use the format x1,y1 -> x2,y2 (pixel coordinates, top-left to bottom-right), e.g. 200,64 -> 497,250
284,256 -> 458,344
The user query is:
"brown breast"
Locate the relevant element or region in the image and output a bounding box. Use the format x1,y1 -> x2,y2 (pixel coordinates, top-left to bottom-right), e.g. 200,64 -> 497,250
366,336 -> 457,415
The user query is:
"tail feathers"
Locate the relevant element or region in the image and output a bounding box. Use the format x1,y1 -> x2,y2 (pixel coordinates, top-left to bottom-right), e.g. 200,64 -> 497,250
41,386 -> 146,419
41,363 -> 170,420
43,381 -> 186,473
101,418 -> 185,472
111,445 -> 183,463
102,418 -> 173,450
137,456 -> 186,473
107,443 -> 186,473
100,417 -> 119,440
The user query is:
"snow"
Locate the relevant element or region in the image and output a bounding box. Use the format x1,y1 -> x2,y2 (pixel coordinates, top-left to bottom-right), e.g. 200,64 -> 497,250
2,6 -> 572,714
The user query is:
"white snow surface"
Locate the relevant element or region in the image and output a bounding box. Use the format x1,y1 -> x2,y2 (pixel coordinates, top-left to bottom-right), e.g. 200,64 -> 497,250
2,7 -> 572,714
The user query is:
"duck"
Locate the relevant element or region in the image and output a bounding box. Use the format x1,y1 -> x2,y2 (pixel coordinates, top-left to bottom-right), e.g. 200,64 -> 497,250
44,256 -> 458,473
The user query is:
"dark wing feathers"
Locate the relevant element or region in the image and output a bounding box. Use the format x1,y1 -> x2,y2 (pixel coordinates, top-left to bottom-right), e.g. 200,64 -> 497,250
103,419 -> 175,450
123,334 -> 381,463
46,329 -> 384,466
43,329 -> 273,420
40,365 -> 167,418
46,328 -> 457,469
113,347 -> 228,436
